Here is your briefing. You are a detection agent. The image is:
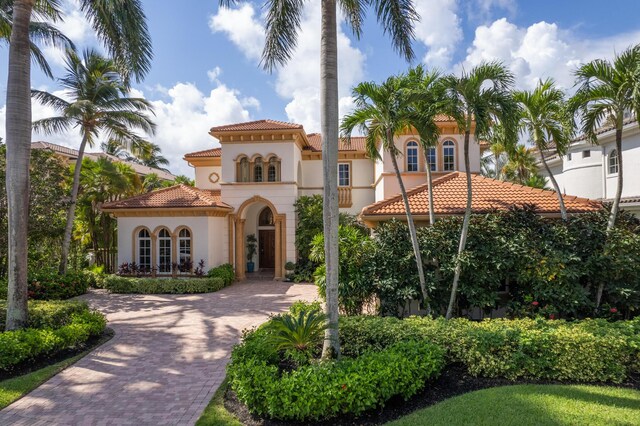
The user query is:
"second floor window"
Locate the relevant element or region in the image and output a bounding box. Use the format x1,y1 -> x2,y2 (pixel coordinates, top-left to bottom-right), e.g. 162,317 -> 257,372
406,141 -> 419,172
338,163 -> 350,187
268,157 -> 280,182
254,157 -> 263,182
238,157 -> 249,182
427,147 -> 436,171
443,140 -> 455,171
609,149 -> 619,174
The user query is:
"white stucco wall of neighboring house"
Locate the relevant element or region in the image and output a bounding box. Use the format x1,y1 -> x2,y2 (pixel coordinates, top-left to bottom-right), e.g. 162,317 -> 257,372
116,216 -> 213,270
194,165 -> 222,190
220,140 -> 299,183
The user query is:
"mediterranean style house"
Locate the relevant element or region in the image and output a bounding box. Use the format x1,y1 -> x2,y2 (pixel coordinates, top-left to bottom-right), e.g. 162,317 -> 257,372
537,117 -> 640,216
102,118 -> 598,280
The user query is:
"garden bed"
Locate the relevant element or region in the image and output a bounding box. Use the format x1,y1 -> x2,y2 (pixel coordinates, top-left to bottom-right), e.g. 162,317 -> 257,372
223,365 -> 640,426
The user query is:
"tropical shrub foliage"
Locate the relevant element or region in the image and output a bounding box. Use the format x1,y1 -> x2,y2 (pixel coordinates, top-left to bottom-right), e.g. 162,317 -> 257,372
103,275 -> 228,294
27,270 -> 94,300
207,263 -> 235,286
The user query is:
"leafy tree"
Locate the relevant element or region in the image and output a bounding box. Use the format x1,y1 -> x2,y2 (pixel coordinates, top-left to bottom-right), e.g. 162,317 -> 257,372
4,0 -> 152,330
341,73 -> 430,311
515,79 -> 574,219
440,62 -> 518,319
32,48 -> 156,275
501,144 -> 543,186
220,0 -> 419,358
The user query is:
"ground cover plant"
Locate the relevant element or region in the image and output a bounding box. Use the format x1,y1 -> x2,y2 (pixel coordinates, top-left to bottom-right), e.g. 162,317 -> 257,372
104,275 -> 228,294
0,301 -> 106,373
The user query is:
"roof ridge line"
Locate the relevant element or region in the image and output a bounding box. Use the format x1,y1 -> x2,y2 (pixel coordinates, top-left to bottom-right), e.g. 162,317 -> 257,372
103,185 -> 182,208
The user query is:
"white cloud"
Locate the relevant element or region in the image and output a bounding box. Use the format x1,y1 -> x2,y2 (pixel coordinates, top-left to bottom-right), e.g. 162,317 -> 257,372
461,18 -> 640,91
413,0 -> 463,69
42,0 -> 96,68
209,3 -> 366,133
207,66 -> 223,84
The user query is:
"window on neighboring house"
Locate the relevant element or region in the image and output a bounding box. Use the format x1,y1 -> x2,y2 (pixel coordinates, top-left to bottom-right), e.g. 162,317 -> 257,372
338,163 -> 350,187
427,147 -> 436,171
254,157 -> 263,182
443,140 -> 455,171
267,157 -> 280,182
582,150 -> 591,158
137,229 -> 151,272
406,141 -> 419,172
609,149 -> 619,174
157,228 -> 172,274
238,157 -> 249,182
178,228 -> 191,270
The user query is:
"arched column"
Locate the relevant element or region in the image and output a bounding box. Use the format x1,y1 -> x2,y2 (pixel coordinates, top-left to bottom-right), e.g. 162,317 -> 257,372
274,216 -> 282,280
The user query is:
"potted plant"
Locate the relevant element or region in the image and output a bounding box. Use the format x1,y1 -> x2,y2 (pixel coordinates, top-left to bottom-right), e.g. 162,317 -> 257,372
246,234 -> 257,273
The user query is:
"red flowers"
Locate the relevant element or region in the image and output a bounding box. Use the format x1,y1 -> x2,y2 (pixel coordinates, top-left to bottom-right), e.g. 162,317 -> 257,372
549,314 -> 556,320
532,301 -> 539,307
610,308 -> 618,314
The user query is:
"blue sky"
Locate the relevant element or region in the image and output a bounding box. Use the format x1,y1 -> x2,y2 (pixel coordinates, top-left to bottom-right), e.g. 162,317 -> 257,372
1,0 -> 639,175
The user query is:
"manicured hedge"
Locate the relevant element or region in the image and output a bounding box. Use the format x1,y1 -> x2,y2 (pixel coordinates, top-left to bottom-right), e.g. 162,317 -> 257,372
0,303 -> 106,372
340,316 -> 640,383
104,275 -> 227,294
207,264 -> 235,286
27,270 -> 93,300
228,340 -> 444,421
0,300 -> 90,331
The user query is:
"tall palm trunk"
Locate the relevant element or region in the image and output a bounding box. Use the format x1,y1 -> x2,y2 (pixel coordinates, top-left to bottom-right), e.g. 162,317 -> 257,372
389,147 -> 430,312
539,146 -> 567,220
596,128 -> 624,309
59,134 -> 89,274
446,130 -> 472,319
320,0 -> 340,359
5,0 -> 34,331
424,150 -> 435,226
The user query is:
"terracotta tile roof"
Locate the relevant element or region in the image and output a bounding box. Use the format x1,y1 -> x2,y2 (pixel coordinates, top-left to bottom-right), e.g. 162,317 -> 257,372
31,141 -> 80,157
210,119 -> 303,132
362,172 -> 601,217
184,147 -> 222,158
572,117 -> 638,142
102,185 -> 231,210
306,133 -> 368,152
434,114 -> 456,122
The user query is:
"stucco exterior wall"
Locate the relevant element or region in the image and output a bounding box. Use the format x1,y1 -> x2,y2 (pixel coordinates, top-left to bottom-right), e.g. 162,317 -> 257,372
221,140 -> 298,183
194,165 -> 222,190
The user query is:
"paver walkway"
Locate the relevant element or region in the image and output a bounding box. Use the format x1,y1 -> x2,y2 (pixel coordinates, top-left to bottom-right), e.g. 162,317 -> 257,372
0,281 -> 317,426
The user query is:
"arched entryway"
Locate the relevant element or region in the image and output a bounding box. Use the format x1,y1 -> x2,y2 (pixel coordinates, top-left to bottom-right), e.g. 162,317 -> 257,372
232,196 -> 286,280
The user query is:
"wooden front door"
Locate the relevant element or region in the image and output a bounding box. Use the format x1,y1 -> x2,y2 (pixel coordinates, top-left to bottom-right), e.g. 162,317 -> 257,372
258,230 -> 275,269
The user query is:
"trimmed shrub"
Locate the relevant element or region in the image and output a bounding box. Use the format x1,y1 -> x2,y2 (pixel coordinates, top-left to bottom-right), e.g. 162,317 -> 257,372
207,263 -> 235,286
0,300 -> 90,331
104,275 -> 227,294
27,270 -> 92,300
228,339 -> 444,421
0,305 -> 106,372
340,316 -> 640,383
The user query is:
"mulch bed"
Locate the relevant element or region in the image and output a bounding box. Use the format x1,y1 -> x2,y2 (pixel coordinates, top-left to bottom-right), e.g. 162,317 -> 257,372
223,364 -> 640,426
0,328 -> 114,381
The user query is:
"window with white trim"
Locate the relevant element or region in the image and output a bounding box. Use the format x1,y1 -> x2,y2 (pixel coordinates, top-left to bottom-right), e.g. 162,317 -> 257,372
238,157 -> 249,182
178,228 -> 192,271
137,229 -> 151,272
609,149 -> 619,174
427,147 -> 436,171
267,157 -> 280,182
406,141 -> 419,172
157,228 -> 172,274
338,163 -> 350,187
443,140 -> 455,171
254,157 -> 263,182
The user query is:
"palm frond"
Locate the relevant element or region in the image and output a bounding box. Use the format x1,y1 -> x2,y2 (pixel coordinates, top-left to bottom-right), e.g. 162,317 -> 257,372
261,0 -> 306,72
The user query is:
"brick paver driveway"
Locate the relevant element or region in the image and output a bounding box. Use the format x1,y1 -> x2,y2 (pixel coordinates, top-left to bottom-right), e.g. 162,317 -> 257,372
0,281 -> 317,426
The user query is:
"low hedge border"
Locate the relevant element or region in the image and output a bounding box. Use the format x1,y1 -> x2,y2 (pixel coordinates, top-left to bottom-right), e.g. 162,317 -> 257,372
0,310 -> 106,372
104,275 -> 228,294
340,316 -> 640,383
0,300 -> 90,331
227,319 -> 445,421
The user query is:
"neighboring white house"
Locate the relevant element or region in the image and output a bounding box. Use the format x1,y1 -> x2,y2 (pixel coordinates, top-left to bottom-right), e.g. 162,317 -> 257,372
537,117 -> 640,216
102,118 -> 482,279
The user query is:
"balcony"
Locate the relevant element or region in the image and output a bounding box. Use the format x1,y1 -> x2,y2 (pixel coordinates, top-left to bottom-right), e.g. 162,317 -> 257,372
338,187 -> 352,208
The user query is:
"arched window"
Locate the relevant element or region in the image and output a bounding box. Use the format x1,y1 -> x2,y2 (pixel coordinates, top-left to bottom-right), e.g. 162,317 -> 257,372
427,147 -> 437,171
237,157 -> 249,182
178,228 -> 192,271
157,228 -> 172,274
254,157 -> 263,182
443,140 -> 455,171
406,141 -> 419,172
137,229 -> 151,272
267,157 -> 280,182
259,207 -> 274,226
609,149 -> 619,174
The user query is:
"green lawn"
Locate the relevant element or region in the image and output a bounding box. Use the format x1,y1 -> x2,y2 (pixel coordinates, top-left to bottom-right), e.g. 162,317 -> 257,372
0,331 -> 112,410
387,384 -> 640,426
196,379 -> 242,426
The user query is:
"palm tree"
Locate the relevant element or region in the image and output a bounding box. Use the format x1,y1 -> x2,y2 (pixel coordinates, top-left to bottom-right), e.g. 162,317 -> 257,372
1,0 -> 74,77
501,144 -> 541,185
101,139 -> 129,159
133,141 -> 170,171
571,45 -> 640,231
32,48 -> 155,275
4,0 -> 152,330
341,74 -> 430,313
440,62 -> 518,319
570,44 -> 640,308
515,79 -> 574,220
405,65 -> 445,227
220,0 -> 418,358
481,123 -> 512,180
